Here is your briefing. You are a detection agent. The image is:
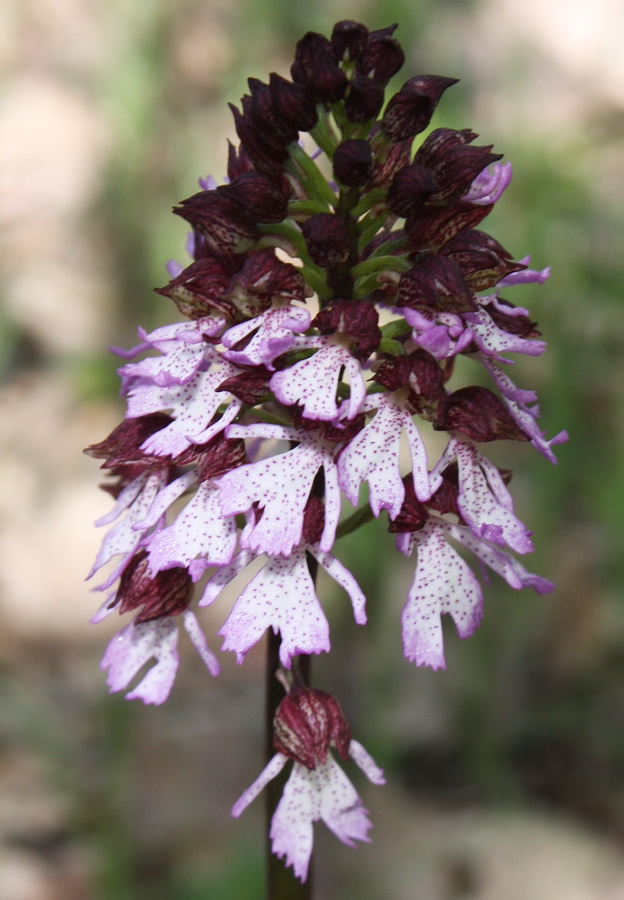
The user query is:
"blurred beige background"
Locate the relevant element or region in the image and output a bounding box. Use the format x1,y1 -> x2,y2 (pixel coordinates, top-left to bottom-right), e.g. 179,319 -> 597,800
1,1 -> 623,898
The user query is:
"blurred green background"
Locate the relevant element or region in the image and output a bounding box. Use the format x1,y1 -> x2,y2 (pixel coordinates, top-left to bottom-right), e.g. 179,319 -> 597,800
1,0 -> 623,898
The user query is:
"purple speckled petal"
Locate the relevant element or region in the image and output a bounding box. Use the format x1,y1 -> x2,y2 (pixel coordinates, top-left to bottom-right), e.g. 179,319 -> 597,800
270,341 -> 366,421
432,439 -> 533,554
312,549 -> 367,625
147,480 -> 238,576
218,426 -> 338,556
480,356 -> 568,463
119,324 -> 216,388
464,307 -> 545,362
127,362 -> 241,457
101,617 -> 180,704
439,518 -> 556,594
198,549 -> 254,608
271,757 -> 373,882
88,471 -> 167,589
222,305 -> 311,369
400,520 -> 484,670
338,395 -> 431,518
183,610 -> 220,676
218,548 -> 331,667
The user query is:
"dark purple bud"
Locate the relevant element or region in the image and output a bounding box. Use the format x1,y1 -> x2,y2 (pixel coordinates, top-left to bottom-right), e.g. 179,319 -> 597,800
333,139 -> 373,187
440,229 -> 525,291
320,412 -> 366,445
344,75 -> 386,122
291,31 -> 348,102
368,136 -> 412,188
227,139 -> 255,180
415,128 -> 503,201
388,475 -> 429,532
114,552 -> 192,623
382,75 -> 458,141
86,414 -> 173,471
195,433 -> 248,481
229,102 -> 288,175
359,24 -> 405,84
397,255 -> 476,313
219,171 -> 289,223
427,464 -> 462,519
405,200 -> 494,251
155,257 -> 238,320
225,249 -> 307,318
301,213 -> 351,267
374,351 -> 444,412
174,190 -> 258,254
387,163 -> 439,217
436,386 -> 531,442
273,686 -> 352,769
330,20 -> 369,61
247,77 -> 299,145
302,495 -> 326,546
313,298 -> 381,360
217,365 -> 272,406
269,73 -> 318,132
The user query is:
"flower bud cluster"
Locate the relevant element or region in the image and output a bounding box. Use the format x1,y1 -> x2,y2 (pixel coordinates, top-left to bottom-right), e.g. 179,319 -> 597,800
87,19 -> 566,879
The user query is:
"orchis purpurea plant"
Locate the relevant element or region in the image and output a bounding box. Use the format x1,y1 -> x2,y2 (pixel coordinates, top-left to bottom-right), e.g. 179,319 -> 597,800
87,19 -> 567,893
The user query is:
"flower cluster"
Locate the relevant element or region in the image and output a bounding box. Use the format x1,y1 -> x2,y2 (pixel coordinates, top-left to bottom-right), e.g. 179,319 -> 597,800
87,20 -> 566,881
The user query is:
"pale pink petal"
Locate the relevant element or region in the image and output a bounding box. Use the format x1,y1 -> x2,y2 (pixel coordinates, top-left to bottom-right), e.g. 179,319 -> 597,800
101,618 -> 180,705
183,610 -> 220,676
479,356 -> 568,463
134,471 -> 197,531
231,753 -> 288,818
440,518 -> 556,594
198,550 -> 255,608
88,471 -> 166,589
400,520 -> 484,670
313,549 -> 367,625
463,161 -> 512,205
349,740 -> 386,785
222,305 -> 311,369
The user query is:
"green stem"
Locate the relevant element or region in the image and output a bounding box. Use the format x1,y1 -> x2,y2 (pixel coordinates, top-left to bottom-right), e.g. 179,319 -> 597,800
336,504 -> 375,540
286,143 -> 337,208
351,255 -> 411,280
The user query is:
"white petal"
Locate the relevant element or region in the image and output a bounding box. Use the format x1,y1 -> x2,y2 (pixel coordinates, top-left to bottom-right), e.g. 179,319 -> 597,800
231,754 -> 287,817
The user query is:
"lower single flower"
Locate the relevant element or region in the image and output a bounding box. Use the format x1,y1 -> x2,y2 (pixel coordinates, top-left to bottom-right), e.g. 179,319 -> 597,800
232,739 -> 385,882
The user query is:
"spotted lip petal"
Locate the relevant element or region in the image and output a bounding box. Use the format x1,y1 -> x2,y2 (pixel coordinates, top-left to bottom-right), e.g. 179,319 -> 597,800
232,738 -> 385,883
212,544 -> 366,668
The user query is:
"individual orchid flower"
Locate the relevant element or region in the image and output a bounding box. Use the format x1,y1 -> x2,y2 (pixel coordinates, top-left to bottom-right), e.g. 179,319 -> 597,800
232,685 -> 385,883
